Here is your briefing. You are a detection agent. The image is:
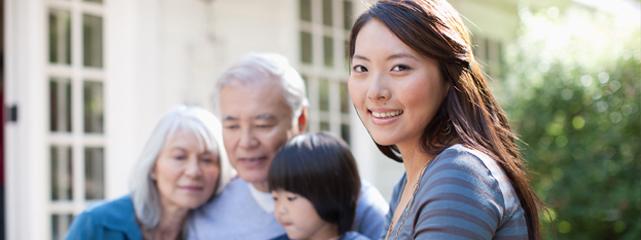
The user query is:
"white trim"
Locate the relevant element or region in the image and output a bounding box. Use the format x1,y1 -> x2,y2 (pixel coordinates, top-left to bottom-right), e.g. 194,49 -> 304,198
5,0 -> 49,239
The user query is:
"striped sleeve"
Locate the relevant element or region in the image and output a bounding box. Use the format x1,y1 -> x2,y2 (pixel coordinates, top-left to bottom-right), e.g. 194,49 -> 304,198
412,149 -> 505,240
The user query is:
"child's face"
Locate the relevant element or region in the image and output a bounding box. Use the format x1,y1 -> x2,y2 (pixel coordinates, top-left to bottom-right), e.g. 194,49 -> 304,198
272,190 -> 336,240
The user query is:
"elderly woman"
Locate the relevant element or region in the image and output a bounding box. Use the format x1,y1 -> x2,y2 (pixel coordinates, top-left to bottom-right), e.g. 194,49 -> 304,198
66,105 -> 234,240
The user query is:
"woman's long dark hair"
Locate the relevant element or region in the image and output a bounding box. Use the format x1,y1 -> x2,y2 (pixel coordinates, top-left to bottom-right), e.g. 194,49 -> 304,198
349,0 -> 541,239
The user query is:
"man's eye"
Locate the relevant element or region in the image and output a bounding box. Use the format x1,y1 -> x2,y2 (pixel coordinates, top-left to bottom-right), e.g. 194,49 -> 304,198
352,65 -> 368,73
224,125 -> 239,130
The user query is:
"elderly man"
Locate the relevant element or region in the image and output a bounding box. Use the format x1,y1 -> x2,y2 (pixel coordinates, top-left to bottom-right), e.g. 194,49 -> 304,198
188,53 -> 388,239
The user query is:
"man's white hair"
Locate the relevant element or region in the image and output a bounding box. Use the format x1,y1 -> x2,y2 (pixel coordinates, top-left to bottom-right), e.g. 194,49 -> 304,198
213,53 -> 308,120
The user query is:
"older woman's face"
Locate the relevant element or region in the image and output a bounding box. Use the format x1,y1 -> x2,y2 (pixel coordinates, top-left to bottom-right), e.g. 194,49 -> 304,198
153,129 -> 220,209
349,19 -> 448,148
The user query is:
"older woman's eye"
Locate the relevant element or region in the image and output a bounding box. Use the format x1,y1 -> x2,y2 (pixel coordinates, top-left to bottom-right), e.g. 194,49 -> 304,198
352,65 -> 368,73
391,64 -> 411,72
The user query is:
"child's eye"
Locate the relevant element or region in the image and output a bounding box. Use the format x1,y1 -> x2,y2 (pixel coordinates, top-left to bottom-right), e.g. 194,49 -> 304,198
352,65 -> 368,73
391,64 -> 411,72
286,196 -> 298,202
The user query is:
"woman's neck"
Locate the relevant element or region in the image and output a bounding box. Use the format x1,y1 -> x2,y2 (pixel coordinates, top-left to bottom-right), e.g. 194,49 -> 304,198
145,199 -> 189,240
397,140 -> 433,184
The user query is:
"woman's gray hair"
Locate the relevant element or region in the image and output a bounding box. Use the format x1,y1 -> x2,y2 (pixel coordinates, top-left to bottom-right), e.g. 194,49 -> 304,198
213,53 -> 309,121
129,105 -> 235,229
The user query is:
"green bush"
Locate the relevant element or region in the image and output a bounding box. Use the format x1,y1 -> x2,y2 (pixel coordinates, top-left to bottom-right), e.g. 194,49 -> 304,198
501,7 -> 641,240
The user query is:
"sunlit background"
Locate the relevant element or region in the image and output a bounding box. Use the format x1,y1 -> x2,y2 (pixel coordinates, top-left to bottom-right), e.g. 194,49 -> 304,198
3,0 -> 640,239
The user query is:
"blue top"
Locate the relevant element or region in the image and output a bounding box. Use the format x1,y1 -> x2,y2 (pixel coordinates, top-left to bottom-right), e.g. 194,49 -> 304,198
66,195 -> 143,240
385,144 -> 529,240
188,177 -> 388,240
270,231 -> 369,240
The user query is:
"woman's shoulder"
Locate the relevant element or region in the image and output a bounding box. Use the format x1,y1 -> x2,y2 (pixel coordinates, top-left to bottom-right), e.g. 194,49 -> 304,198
426,144 -> 509,184
66,195 -> 141,239
82,195 -> 135,218
341,231 -> 371,240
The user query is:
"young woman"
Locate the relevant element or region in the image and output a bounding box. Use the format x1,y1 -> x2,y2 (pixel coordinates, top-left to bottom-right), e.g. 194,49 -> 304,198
66,105 -> 234,240
347,0 -> 541,239
268,132 -> 369,240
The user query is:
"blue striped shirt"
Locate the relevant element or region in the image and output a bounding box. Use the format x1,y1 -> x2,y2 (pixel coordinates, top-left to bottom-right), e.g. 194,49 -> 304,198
385,144 -> 528,240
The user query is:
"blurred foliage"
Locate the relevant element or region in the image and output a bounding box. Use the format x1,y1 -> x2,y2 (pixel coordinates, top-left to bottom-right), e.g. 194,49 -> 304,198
499,5 -> 641,240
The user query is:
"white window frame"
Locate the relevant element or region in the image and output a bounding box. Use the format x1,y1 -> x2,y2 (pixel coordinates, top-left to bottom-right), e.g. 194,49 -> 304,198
297,0 -> 353,144
46,0 -> 106,239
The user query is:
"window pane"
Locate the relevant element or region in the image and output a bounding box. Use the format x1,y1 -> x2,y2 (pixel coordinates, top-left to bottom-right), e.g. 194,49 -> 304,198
51,214 -> 74,240
343,0 -> 353,30
51,146 -> 73,201
341,123 -> 351,145
49,9 -> 71,65
83,81 -> 104,133
49,78 -> 72,133
83,0 -> 103,3
340,81 -> 350,113
320,121 -> 330,131
323,36 -> 334,68
85,147 -> 105,200
319,79 -> 330,111
83,14 -> 103,68
344,40 -> 350,68
299,0 -> 311,22
322,0 -> 333,27
300,31 -> 313,64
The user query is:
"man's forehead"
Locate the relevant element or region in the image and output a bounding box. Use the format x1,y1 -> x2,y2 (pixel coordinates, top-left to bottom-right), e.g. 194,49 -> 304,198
222,112 -> 280,121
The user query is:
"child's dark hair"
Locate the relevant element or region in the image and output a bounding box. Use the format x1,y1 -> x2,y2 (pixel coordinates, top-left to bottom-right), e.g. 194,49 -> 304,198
268,132 -> 361,235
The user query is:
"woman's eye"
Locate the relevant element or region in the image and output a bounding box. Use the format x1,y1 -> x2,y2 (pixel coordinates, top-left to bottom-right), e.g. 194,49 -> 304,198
352,65 -> 368,73
174,155 -> 187,160
391,64 -> 411,72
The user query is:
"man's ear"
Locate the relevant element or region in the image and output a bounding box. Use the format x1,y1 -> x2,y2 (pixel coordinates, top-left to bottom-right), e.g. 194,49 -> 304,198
296,107 -> 308,133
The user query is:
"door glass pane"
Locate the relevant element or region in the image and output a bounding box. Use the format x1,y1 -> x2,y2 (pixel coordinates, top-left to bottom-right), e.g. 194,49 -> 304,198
51,146 -> 73,201
322,0 -> 333,27
343,0 -> 353,30
341,123 -> 351,145
340,81 -> 349,113
85,147 -> 105,200
300,31 -> 312,64
299,0 -> 311,22
83,81 -> 104,133
320,121 -> 330,131
83,14 -> 103,68
323,35 -> 334,68
51,214 -> 74,240
319,79 -> 329,111
49,78 -> 72,133
49,9 -> 71,65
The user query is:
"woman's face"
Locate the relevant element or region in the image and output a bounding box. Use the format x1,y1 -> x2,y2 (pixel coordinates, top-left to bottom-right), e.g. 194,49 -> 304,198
153,129 -> 220,210
272,190 -> 335,240
349,19 -> 448,148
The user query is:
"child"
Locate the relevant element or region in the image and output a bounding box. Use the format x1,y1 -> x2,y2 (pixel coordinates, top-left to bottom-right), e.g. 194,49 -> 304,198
268,132 -> 369,240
